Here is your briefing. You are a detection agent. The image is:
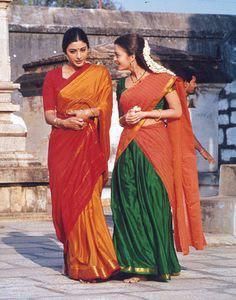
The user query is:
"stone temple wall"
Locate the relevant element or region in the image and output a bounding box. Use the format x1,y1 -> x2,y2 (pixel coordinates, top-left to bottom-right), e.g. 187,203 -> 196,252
218,81 -> 236,163
6,5 -> 236,196
8,5 -> 236,82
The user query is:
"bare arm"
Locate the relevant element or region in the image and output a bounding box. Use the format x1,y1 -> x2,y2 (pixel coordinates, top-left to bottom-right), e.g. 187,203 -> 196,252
194,134 -> 216,164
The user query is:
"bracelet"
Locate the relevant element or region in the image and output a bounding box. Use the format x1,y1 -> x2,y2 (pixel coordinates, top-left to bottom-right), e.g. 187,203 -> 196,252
89,108 -> 95,117
53,117 -> 58,127
154,109 -> 162,122
53,117 -> 62,128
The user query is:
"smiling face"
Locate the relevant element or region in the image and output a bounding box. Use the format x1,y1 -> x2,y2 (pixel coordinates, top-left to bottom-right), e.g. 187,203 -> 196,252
66,40 -> 89,68
114,44 -> 134,71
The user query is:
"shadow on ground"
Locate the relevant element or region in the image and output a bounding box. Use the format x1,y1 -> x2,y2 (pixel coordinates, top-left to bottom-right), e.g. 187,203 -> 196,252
2,231 -> 63,272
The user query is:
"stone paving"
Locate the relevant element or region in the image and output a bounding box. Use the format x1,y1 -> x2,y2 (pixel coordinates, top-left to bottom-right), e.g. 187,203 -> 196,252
0,217 -> 236,300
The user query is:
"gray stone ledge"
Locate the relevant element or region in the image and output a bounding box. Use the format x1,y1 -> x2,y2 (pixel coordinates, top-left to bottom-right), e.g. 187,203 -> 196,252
0,167 -> 48,184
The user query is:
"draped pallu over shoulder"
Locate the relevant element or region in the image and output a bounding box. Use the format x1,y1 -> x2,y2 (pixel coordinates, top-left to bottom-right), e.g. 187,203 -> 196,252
116,73 -> 206,255
58,64 -> 112,177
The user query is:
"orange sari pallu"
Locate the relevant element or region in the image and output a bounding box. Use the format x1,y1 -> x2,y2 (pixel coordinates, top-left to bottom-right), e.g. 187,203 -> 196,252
43,63 -> 120,280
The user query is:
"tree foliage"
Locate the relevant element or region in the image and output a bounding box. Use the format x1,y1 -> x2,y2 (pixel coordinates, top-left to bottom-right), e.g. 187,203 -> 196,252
13,0 -> 118,9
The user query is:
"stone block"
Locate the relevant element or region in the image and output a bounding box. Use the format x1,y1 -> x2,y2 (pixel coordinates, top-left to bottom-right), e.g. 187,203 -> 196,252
219,114 -> 229,125
219,164 -> 236,196
0,137 -> 25,152
218,99 -> 229,111
25,188 -> 37,212
0,185 -> 49,214
10,186 -> 25,212
218,128 -> 224,145
0,167 -> 48,183
226,127 -> 236,145
231,99 -> 236,108
0,188 -> 10,212
36,186 -> 48,212
201,196 -> 236,235
221,149 -> 236,162
225,81 -> 236,95
231,111 -> 236,124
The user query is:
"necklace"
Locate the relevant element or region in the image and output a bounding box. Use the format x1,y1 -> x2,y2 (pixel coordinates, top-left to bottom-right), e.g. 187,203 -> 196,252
130,70 -> 146,84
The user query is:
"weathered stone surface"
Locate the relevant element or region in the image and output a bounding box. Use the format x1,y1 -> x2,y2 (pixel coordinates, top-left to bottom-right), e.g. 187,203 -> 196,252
7,4 -> 236,84
0,137 -> 25,151
225,80 -> 236,95
0,219 -> 236,299
201,195 -> 236,235
0,185 -> 49,214
219,128 -> 224,145
219,164 -> 236,196
219,99 -> 229,111
0,167 -> 48,183
219,114 -> 229,125
0,1 -> 51,217
10,186 -> 25,212
230,111 -> 236,124
221,149 -> 236,162
226,127 -> 236,145
231,99 -> 236,108
0,188 -> 10,212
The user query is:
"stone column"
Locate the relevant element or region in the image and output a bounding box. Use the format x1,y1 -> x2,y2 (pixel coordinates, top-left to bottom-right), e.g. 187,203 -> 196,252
0,0 -> 49,216
0,0 -> 27,163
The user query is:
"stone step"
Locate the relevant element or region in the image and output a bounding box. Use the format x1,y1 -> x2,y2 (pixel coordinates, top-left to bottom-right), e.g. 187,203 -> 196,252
201,195 -> 236,236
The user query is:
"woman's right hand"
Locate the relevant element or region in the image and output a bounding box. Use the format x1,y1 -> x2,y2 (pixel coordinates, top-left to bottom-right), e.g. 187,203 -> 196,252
125,107 -> 145,125
61,117 -> 87,130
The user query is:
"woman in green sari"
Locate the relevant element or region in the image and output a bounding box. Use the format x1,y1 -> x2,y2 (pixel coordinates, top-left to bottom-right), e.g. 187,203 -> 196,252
111,34 -> 206,283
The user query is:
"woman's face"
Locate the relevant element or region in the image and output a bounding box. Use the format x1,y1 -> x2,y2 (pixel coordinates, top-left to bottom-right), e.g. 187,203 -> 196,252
66,40 -> 89,68
114,44 -> 134,71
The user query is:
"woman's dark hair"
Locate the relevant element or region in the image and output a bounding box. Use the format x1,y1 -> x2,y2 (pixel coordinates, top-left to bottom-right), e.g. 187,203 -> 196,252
62,27 -> 89,53
114,34 -> 152,72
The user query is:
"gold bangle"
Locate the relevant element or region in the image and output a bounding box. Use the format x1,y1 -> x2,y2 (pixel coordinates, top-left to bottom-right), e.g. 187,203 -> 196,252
53,117 -> 62,128
154,109 -> 162,122
53,117 -> 58,127
90,108 -> 95,117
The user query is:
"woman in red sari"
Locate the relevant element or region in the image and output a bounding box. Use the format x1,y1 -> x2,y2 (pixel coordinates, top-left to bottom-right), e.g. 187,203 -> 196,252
42,27 -> 119,282
111,34 -> 206,283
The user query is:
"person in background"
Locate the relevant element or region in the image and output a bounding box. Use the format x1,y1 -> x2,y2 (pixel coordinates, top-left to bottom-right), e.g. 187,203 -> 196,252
185,75 -> 215,164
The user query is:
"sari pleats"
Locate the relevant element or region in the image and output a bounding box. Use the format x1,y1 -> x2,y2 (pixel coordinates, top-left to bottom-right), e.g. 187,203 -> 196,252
65,176 -> 120,281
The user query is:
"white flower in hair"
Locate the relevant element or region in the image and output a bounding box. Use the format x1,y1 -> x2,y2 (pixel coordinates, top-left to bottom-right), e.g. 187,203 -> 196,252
143,40 -> 175,76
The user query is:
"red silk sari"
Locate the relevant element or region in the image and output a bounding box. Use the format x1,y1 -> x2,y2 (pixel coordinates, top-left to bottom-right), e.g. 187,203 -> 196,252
116,72 -> 206,255
43,63 -> 119,280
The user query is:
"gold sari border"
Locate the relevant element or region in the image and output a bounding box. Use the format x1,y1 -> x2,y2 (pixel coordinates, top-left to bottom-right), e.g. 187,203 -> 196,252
120,265 -> 181,280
